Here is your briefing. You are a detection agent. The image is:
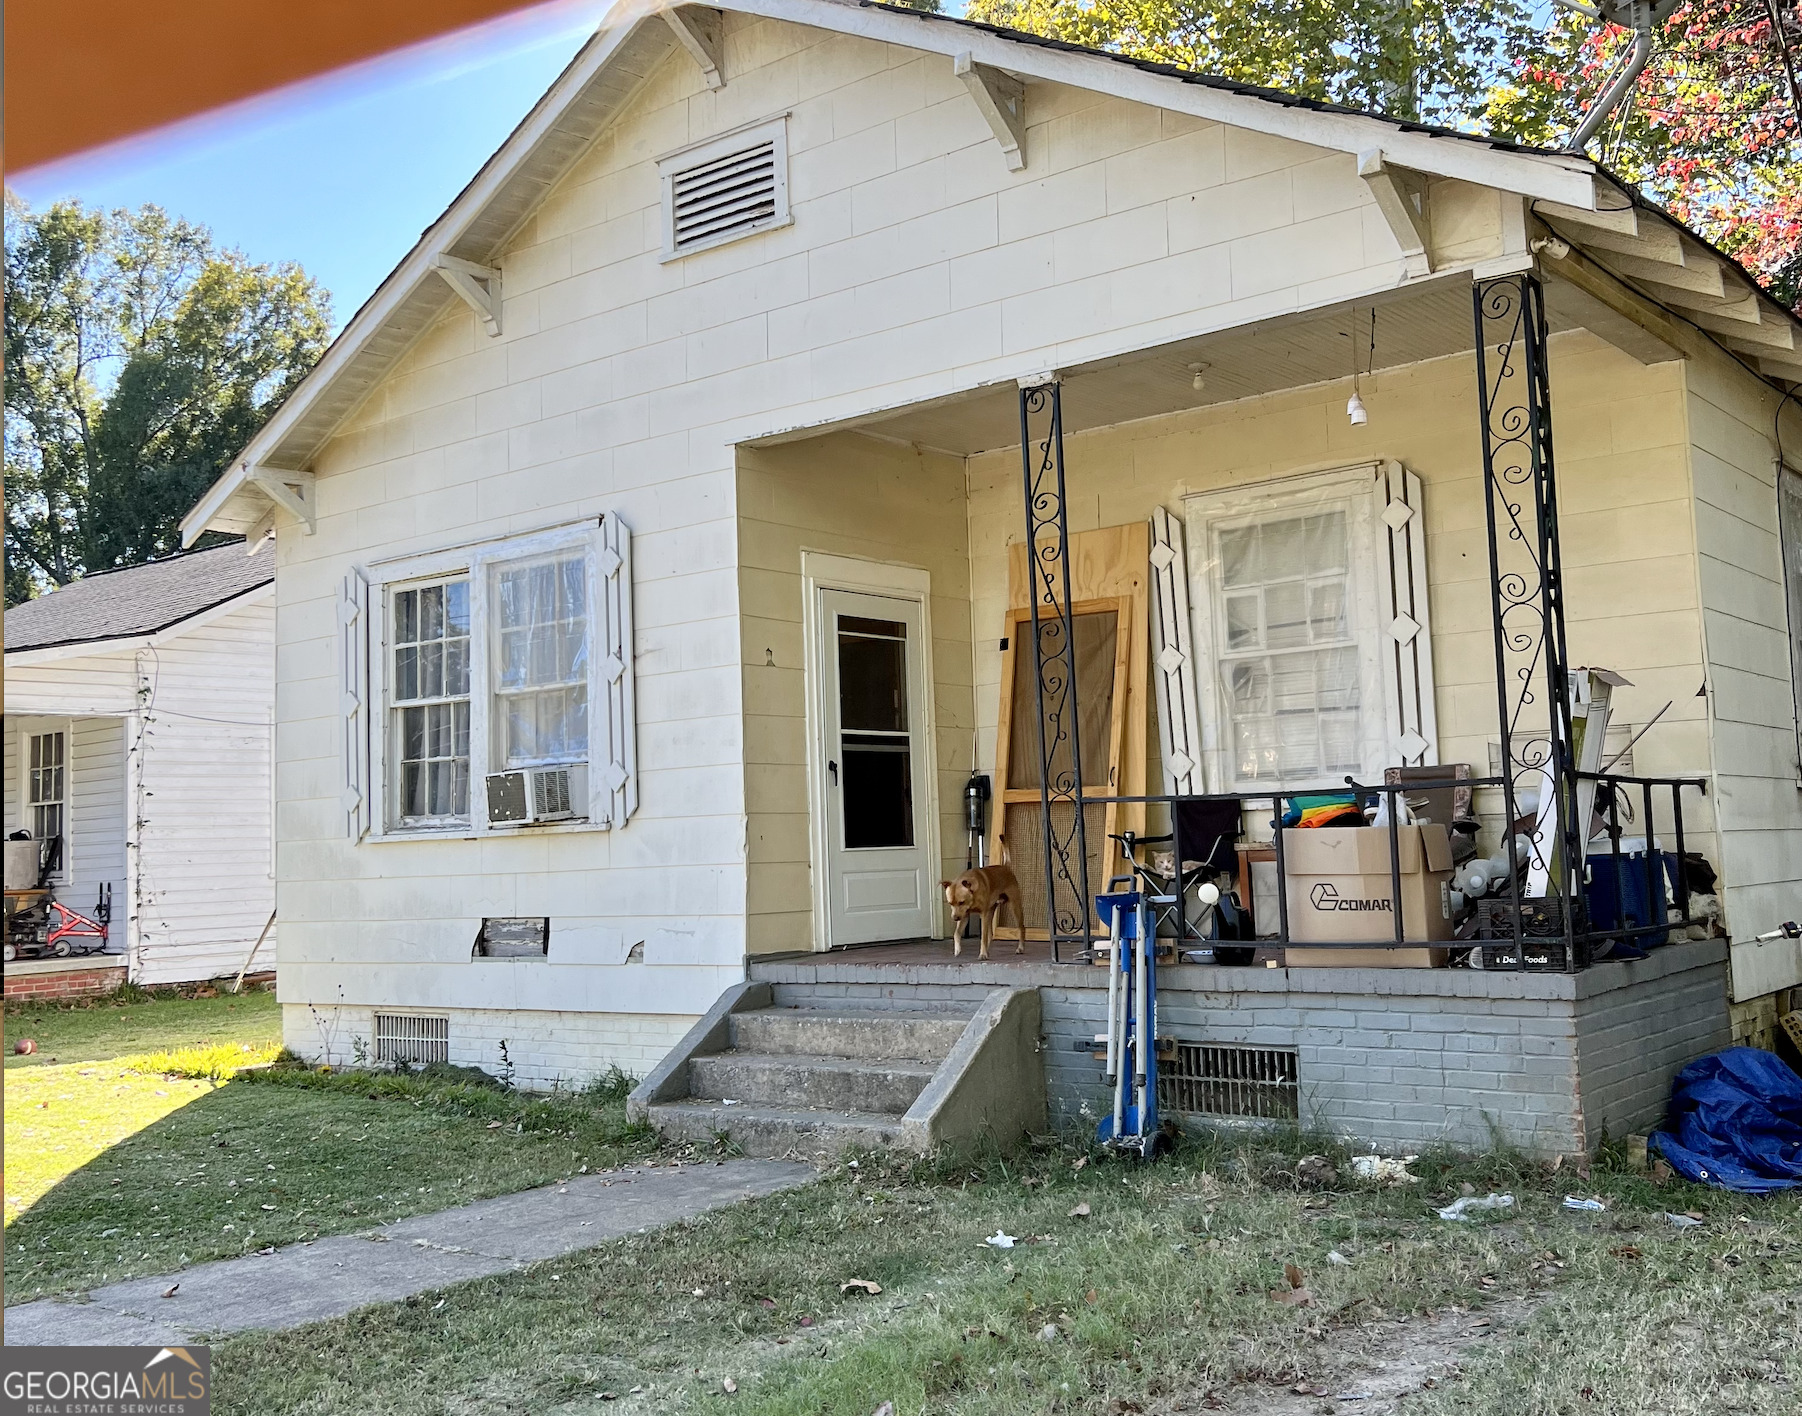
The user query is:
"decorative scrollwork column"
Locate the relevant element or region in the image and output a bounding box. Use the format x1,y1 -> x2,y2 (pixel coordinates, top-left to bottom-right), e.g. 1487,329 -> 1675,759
1472,273 -> 1582,957
1018,373 -> 1093,959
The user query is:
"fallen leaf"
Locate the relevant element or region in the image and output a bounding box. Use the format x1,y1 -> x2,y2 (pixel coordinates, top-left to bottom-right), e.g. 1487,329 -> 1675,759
1284,1262 -> 1306,1290
756,1296 -> 777,1309
1085,1288 -> 1099,1305
840,1279 -> 882,1296
799,1315 -> 814,1327
1610,1245 -> 1643,1261
1067,1202 -> 1091,1219
1073,1156 -> 1088,1172
721,1377 -> 738,1394
160,1283 -> 180,1299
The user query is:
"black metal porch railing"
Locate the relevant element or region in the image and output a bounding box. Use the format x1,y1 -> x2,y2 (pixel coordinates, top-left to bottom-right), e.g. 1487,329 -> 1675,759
1011,271 -> 1712,975
1060,770 -> 1708,971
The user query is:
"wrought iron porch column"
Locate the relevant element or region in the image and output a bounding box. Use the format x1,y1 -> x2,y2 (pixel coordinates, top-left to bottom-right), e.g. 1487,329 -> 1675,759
1472,273 -> 1584,965
1018,373 -> 1093,961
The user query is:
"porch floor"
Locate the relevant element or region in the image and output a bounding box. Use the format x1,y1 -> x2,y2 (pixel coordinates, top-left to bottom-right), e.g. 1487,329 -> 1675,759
755,936 -> 1058,968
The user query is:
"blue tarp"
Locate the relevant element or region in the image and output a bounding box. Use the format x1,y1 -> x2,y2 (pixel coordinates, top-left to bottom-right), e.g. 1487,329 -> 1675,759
1649,1047 -> 1802,1193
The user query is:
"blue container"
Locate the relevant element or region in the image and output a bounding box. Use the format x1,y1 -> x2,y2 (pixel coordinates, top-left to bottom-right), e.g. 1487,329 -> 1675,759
1585,848 -> 1672,940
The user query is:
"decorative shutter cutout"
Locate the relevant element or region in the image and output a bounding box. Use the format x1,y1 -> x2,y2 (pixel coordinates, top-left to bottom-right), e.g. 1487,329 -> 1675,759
1376,461 -> 1437,769
595,515 -> 637,827
671,141 -> 777,252
1149,506 -> 1205,796
339,569 -> 373,839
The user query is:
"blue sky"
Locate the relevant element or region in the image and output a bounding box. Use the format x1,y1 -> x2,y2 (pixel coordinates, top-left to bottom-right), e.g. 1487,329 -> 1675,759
11,1 -> 613,330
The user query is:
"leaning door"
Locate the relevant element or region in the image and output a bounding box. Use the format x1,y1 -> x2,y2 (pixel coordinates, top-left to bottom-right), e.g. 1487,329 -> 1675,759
819,589 -> 932,946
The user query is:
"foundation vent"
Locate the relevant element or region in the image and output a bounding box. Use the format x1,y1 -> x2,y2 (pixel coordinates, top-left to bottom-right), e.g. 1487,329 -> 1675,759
374,1013 -> 450,1066
1159,1043 -> 1299,1121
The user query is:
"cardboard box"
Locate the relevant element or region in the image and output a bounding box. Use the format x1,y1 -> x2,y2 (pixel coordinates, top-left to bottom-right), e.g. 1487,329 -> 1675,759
1282,823 -> 1455,967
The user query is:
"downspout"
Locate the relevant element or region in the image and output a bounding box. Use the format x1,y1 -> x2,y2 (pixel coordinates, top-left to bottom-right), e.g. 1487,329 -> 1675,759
1567,27 -> 1655,152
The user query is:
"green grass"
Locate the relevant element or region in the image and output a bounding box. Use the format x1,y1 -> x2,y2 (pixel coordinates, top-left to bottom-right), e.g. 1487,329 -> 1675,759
206,1133 -> 1802,1416
3,990 -> 656,1303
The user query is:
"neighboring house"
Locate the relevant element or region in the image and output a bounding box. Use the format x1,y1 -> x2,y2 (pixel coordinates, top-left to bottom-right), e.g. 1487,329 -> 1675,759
182,0 -> 1802,1154
3,542 -> 276,993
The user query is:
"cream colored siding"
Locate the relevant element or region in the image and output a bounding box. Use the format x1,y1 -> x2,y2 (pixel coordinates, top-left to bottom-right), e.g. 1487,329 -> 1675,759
1685,337 -> 1802,997
965,332 -> 1715,864
276,10 -> 1462,1044
737,432 -> 974,953
4,716 -> 124,913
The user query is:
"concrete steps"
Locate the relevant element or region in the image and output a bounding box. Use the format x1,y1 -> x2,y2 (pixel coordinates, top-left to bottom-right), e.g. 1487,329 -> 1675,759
629,983 -> 1045,1162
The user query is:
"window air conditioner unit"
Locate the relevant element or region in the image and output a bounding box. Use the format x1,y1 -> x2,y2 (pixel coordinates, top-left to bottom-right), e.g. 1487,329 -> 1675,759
486,764 -> 587,826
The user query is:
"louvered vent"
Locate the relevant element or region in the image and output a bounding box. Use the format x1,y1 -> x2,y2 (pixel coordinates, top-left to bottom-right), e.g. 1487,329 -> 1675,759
671,140 -> 778,252
374,1013 -> 450,1066
1158,1044 -> 1299,1121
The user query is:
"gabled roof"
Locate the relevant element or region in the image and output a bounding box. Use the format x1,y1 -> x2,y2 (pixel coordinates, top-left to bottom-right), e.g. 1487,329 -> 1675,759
182,0 -> 1801,543
4,541 -> 273,654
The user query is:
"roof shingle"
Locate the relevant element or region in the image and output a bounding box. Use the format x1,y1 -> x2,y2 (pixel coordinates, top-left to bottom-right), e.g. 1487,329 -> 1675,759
4,541 -> 273,654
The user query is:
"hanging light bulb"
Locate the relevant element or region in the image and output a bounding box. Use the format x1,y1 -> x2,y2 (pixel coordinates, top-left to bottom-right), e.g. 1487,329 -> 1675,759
1188,362 -> 1208,392
1345,305 -> 1372,426
1347,389 -> 1368,426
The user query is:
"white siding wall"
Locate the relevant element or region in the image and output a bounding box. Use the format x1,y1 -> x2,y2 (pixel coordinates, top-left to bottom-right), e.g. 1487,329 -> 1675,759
132,598 -> 277,984
1686,340 -> 1802,1000
276,12 -> 1467,1061
3,592 -> 276,985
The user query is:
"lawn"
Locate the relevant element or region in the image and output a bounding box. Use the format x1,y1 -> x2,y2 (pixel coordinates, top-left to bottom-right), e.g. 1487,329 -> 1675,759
208,1135 -> 1802,1416
2,988 -> 656,1303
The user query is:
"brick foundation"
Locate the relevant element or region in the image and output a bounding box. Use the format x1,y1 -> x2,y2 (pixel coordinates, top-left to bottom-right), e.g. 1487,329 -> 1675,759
4,957 -> 129,1001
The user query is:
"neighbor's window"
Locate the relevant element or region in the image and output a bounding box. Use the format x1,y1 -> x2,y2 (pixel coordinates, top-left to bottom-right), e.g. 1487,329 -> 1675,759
491,552 -> 589,770
1780,463 -> 1802,773
26,729 -> 66,842
1213,509 -> 1362,786
390,579 -> 471,824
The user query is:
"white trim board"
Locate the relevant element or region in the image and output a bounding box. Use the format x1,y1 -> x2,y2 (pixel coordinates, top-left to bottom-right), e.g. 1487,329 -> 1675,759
797,550 -> 944,953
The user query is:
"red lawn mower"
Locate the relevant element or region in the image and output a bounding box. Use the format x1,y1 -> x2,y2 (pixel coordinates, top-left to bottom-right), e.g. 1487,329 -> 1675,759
3,833 -> 112,964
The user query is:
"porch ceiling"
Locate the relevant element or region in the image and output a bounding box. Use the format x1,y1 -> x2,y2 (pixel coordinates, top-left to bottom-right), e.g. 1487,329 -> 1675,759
813,278 -> 1596,458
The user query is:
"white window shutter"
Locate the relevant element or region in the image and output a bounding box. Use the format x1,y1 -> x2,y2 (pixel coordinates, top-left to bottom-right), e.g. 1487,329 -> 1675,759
595,515 -> 637,827
1148,506 -> 1205,796
339,569 -> 373,839
1375,461 -> 1438,768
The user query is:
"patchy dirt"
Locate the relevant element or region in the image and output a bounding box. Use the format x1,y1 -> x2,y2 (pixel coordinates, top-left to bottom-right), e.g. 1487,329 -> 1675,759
1182,1294 -> 1549,1415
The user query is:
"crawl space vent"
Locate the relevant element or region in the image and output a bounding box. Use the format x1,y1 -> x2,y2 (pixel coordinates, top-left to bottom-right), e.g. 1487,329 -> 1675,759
374,1013 -> 450,1066
669,140 -> 779,253
1159,1043 -> 1299,1121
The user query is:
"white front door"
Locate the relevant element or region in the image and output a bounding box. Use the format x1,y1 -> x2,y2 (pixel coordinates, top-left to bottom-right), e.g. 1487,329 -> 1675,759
819,588 -> 933,946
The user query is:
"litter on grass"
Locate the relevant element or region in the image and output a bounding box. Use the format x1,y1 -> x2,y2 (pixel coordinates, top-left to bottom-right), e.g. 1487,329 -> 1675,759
1562,1196 -> 1607,1212
1350,1155 -> 1421,1184
1663,1212 -> 1704,1228
1326,1250 -> 1352,1265
1436,1192 -> 1515,1221
985,1231 -> 1017,1249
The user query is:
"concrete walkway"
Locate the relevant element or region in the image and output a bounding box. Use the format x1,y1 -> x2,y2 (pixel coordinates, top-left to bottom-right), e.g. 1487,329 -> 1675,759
3,1159 -> 813,1347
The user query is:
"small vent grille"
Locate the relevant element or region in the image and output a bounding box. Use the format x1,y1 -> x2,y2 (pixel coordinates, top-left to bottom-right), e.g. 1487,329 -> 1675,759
671,141 -> 777,251
1159,1044 -> 1299,1121
533,768 -> 572,818
375,1013 -> 450,1066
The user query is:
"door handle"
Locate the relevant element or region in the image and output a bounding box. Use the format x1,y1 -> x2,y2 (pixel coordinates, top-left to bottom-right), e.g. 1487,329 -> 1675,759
828,760 -> 839,786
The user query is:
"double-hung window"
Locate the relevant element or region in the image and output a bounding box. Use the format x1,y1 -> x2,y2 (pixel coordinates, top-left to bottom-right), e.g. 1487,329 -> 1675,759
1185,463 -> 1437,792
26,728 -> 66,843
390,579 -> 471,825
1780,462 -> 1802,775
344,516 -> 636,840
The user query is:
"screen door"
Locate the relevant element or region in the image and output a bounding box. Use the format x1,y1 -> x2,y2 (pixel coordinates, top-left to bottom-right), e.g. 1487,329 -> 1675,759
819,588 -> 932,945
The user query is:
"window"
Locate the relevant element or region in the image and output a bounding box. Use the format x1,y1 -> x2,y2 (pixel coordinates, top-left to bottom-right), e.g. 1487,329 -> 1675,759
26,729 -> 66,842
1185,464 -> 1436,792
390,579 -> 471,824
348,516 -> 637,839
1780,463 -> 1802,774
659,116 -> 790,259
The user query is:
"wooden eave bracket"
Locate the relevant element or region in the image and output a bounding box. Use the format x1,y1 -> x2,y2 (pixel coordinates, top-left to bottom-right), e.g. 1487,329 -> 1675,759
246,467 -> 316,535
955,51 -> 1026,171
663,6 -> 725,90
1357,149 -> 1430,278
433,254 -> 502,337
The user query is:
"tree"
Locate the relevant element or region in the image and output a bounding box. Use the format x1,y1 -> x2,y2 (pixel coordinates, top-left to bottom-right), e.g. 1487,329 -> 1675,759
4,198 -> 331,604
962,0 -> 1802,307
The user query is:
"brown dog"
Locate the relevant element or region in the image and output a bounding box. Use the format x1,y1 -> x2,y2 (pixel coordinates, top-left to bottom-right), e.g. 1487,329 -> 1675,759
942,856 -> 1025,960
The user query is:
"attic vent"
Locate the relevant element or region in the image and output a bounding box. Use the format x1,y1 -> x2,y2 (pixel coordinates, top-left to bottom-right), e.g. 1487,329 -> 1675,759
1159,1044 -> 1299,1121
660,117 -> 790,259
374,1013 -> 450,1066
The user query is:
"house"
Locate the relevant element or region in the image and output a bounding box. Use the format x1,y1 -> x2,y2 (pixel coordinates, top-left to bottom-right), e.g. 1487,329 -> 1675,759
3,542 -> 276,996
180,0 -> 1802,1155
